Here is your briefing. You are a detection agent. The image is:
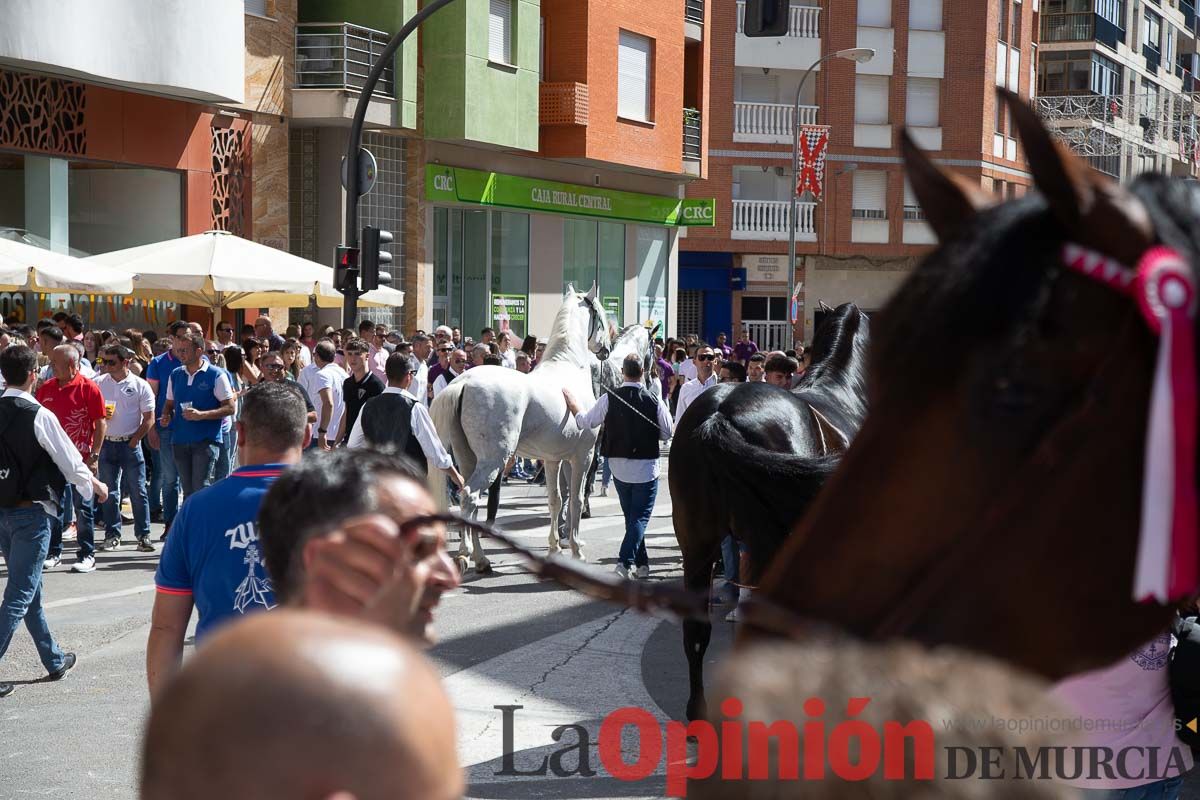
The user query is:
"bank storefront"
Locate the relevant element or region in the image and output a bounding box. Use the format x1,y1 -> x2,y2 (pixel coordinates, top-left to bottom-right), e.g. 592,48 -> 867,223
426,166 -> 715,339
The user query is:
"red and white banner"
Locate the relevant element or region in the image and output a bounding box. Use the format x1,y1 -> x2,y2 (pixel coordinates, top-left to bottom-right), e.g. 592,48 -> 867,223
796,124 -> 831,200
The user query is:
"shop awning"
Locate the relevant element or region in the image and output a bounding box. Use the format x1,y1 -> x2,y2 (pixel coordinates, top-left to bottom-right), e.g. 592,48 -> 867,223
86,231 -> 404,312
0,237 -> 134,295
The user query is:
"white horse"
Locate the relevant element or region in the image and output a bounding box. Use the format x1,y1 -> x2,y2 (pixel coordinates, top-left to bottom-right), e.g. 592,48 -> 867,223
430,285 -> 611,571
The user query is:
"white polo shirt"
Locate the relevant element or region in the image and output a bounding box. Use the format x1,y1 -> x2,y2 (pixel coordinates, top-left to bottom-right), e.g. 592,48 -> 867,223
95,372 -> 155,438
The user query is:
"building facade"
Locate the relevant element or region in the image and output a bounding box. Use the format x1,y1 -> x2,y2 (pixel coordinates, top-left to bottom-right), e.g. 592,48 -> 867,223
1036,0 -> 1200,182
681,0 -> 1040,347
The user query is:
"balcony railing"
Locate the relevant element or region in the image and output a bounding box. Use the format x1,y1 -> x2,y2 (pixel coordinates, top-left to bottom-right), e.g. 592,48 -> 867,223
732,199 -> 816,240
540,82 -> 589,126
735,1 -> 821,38
685,0 -> 704,25
1040,12 -> 1094,42
743,320 -> 791,352
734,101 -> 819,141
296,22 -> 394,98
683,109 -> 702,161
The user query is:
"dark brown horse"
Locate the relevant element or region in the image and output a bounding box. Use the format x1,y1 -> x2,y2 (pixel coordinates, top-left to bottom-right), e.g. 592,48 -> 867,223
746,93 -> 1181,681
671,303 -> 869,720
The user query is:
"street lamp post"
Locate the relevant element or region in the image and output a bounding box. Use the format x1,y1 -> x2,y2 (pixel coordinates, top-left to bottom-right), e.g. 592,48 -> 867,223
786,46 -> 875,344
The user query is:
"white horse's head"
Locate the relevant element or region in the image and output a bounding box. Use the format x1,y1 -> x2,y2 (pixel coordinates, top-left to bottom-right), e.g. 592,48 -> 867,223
558,282 -> 611,358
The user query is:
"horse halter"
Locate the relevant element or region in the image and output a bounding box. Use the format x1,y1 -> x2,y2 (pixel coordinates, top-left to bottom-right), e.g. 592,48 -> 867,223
1061,243 -> 1199,603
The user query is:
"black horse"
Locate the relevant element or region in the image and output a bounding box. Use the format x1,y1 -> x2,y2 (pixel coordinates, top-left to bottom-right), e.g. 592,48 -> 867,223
669,303 -> 870,720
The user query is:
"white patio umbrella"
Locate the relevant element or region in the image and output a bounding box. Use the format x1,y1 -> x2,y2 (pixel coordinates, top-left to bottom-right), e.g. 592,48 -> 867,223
0,236 -> 134,294
85,230 -> 404,313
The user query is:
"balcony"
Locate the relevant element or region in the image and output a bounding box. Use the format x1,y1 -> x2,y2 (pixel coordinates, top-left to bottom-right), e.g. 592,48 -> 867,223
734,101 -> 819,143
732,199 -> 816,241
540,82 -> 589,126
1040,12 -> 1095,43
685,0 -> 704,41
735,1 -> 822,70
294,22 -> 395,125
1145,43 -> 1163,74
683,109 -> 702,175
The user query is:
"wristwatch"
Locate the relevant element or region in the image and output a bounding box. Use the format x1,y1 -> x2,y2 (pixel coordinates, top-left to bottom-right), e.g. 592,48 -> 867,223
318,428 -> 328,434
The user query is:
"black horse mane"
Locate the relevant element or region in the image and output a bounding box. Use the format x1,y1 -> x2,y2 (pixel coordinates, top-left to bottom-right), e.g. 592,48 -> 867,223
871,173 -> 1200,404
796,303 -> 869,431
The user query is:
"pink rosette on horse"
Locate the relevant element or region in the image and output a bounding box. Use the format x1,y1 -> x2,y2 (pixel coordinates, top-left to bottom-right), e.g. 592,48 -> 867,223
1062,243 -> 1199,602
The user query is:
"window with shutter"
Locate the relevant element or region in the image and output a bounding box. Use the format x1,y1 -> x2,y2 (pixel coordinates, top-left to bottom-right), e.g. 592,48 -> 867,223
618,30 -> 653,122
906,78 -> 940,127
858,0 -> 891,27
909,0 -> 943,30
489,0 -> 513,64
855,76 -> 889,125
852,171 -> 888,219
245,0 -> 269,16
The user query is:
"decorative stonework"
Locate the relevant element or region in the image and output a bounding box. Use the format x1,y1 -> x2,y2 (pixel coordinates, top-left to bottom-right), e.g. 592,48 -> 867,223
211,127 -> 247,236
0,70 -> 86,154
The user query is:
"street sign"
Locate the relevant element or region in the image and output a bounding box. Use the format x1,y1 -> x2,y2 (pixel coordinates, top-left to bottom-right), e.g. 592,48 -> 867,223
340,148 -> 378,197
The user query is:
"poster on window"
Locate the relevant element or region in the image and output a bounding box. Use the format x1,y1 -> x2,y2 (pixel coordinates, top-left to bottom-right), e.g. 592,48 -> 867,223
491,294 -> 527,333
601,296 -> 621,325
638,297 -> 666,335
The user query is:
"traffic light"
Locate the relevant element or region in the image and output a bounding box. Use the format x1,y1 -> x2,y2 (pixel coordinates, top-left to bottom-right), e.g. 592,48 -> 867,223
334,245 -> 359,292
742,0 -> 788,36
360,226 -> 394,291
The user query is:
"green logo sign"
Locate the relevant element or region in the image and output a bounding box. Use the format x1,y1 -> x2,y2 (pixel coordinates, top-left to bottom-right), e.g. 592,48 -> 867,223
601,295 -> 621,324
492,293 -> 527,328
427,166 -> 716,227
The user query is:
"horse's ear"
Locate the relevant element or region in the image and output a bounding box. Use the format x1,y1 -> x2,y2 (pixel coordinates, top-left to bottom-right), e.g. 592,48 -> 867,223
649,322 -> 662,339
564,283 -> 576,298
1003,89 -> 1093,229
585,282 -> 598,302
901,129 -> 994,242
1004,89 -> 1154,264
818,299 -> 833,312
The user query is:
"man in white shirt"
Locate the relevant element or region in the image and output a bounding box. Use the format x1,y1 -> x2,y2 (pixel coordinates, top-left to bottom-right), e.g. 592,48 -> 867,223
409,333 -> 431,404
676,347 -> 699,382
430,349 -> 467,401
298,340 -> 345,452
497,332 -> 518,370
675,345 -> 718,425
94,343 -> 156,552
0,344 -> 109,698
563,354 -> 672,579
347,354 -> 464,490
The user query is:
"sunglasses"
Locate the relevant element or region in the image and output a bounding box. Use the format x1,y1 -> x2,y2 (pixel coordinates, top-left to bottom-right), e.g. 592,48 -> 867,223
98,358 -> 119,366
217,328 -> 233,334
206,349 -> 221,355
697,354 -> 715,361
264,363 -> 284,371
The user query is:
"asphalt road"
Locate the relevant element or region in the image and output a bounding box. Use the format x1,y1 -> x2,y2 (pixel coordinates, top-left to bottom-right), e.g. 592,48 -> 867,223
0,463 -> 735,800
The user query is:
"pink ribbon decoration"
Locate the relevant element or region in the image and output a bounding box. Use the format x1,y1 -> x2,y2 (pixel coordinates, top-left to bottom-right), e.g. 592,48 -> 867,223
1062,244 -> 1199,603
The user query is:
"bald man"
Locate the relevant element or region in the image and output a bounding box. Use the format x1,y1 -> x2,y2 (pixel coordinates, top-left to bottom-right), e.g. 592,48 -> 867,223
141,611 -> 463,800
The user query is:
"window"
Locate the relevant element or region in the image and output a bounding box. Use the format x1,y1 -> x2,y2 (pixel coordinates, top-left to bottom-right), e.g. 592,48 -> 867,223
903,180 -> 927,221
1096,0 -> 1124,27
855,75 -> 889,125
1143,10 -> 1161,51
618,30 -> 653,122
909,0 -> 943,31
858,0 -> 891,27
851,171 -> 888,220
1036,49 -> 1112,95
906,78 -> 940,127
995,89 -> 1009,135
489,0 -> 514,64
636,227 -> 668,333
998,0 -> 1010,43
490,212 -> 530,338
1010,1 -> 1021,46
244,0 -> 269,16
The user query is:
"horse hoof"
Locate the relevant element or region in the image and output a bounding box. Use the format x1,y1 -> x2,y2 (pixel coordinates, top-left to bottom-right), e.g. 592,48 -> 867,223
571,550 -> 586,562
455,556 -> 469,575
476,560 -> 493,574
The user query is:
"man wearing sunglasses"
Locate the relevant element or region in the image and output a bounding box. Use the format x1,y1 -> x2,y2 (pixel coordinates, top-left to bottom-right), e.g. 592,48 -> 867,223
675,345 -> 717,424
214,324 -> 235,348
259,352 -> 317,424
94,344 -> 156,553
430,349 -> 467,402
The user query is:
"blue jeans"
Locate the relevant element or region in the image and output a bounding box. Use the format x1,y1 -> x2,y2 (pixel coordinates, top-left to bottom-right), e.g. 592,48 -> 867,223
1081,776 -> 1184,799
601,457 -> 612,489
720,535 -> 739,584
48,485 -> 95,559
213,425 -> 235,483
613,477 -> 657,568
154,427 -> 181,525
99,442 -> 150,539
174,440 -> 219,498
0,507 -> 67,672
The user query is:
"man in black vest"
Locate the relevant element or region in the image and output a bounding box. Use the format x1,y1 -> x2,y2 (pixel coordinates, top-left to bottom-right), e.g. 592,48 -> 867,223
0,345 -> 109,698
346,353 -> 464,490
563,354 -> 672,580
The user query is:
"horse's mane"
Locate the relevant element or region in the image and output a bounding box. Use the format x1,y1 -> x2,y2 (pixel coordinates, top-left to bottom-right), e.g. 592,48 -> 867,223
541,291 -> 601,367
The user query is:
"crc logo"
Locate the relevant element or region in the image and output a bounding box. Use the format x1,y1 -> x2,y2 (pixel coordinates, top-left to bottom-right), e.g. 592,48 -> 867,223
683,204 -> 714,221
434,173 -> 455,192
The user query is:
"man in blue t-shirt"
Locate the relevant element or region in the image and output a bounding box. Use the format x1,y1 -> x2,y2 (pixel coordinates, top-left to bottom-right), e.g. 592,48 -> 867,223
145,381 -> 311,697
145,321 -> 187,528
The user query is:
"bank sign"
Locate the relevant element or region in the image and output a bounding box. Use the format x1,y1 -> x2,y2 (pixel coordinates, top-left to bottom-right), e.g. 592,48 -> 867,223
427,166 -> 716,227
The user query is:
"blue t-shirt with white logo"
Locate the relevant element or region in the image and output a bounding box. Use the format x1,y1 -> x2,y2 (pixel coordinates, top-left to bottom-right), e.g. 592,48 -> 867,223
154,464 -> 284,640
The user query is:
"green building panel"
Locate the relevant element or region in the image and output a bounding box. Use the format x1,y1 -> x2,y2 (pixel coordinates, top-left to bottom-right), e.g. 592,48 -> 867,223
423,0 -> 539,151
299,0 -> 419,129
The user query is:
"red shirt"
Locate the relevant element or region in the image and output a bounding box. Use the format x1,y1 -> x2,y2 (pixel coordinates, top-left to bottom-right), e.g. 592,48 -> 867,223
37,372 -> 105,455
